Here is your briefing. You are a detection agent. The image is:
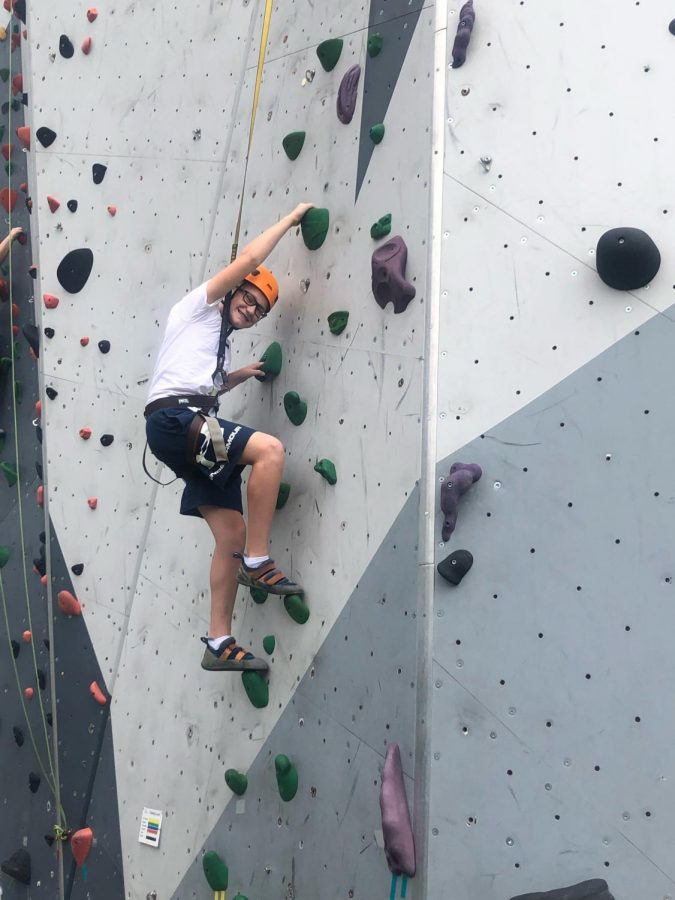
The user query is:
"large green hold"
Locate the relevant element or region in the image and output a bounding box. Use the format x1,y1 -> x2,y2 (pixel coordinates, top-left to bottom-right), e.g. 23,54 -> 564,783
314,458 -> 337,485
0,69 -> 9,82
327,311 -> 349,335
371,214 -> 392,240
283,391 -> 307,426
263,634 -> 276,654
316,38 -> 343,71
276,482 -> 291,509
282,131 -> 306,161
241,671 -> 269,708
1,462 -> 18,487
369,123 -> 385,144
275,754 -> 299,801
225,769 -> 248,796
301,208 -> 330,251
202,851 -> 229,891
368,33 -> 384,57
0,546 -> 10,568
258,341 -> 282,380
284,594 -> 310,625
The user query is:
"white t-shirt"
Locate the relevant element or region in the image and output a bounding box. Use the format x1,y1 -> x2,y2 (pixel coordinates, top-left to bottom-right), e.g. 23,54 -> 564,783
146,282 -> 231,405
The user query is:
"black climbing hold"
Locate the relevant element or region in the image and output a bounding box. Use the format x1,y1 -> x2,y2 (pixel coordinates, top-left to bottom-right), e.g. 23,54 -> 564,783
13,0 -> 26,23
40,532 -> 46,544
11,638 -> 20,658
57,248 -> 94,294
1,849 -> 31,885
452,0 -> 476,68
670,18 -> 675,35
371,236 -> 416,314
36,126 -> 57,148
100,434 -> 114,446
67,199 -> 78,212
37,668 -> 46,690
316,38 -> 343,72
37,426 -> 43,445
46,712 -> 53,726
59,34 -> 75,58
98,340 -> 111,354
33,555 -> 45,576
44,834 -> 55,847
35,461 -> 43,479
29,772 -> 40,793
92,163 -> 107,184
71,563 -> 84,576
510,879 -> 613,900
337,64 -> 361,125
43,637 -> 50,651
13,725 -> 24,747
22,323 -> 39,356
437,550 -> 473,585
44,328 -> 55,339
596,227 -> 661,290
46,386 -> 58,400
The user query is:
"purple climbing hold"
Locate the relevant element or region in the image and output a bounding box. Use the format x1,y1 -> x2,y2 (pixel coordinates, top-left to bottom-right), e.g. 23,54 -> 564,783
440,461 -> 482,542
452,0 -> 476,68
337,64 -> 361,124
379,743 -> 416,877
371,236 -> 416,314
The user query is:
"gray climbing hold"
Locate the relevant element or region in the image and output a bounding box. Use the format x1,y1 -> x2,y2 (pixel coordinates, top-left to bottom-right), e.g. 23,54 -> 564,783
440,462 -> 482,542
452,0 -> 476,68
337,64 -> 361,124
371,236 -> 416,314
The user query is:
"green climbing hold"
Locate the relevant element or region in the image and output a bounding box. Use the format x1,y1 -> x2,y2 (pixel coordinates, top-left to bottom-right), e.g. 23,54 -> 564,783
276,482 -> 291,509
14,380 -> 22,403
371,214 -> 392,240
202,851 -> 229,891
369,123 -> 385,144
258,341 -> 282,381
0,69 -> 8,82
301,207 -> 330,251
284,593 -> 310,625
0,357 -> 11,375
282,131 -> 306,161
1,462 -> 18,487
263,634 -> 276,654
250,587 -> 268,604
314,458 -> 337,485
0,546 -> 10,568
316,37 -> 343,71
283,391 -> 307,426
275,754 -> 299,801
232,895 -> 249,900
5,162 -> 16,177
368,33 -> 384,57
327,311 -> 349,335
225,769 -> 248,796
241,671 -> 269,708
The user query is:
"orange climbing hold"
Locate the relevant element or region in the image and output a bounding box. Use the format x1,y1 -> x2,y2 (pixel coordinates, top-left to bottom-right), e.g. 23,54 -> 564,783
71,827 -> 93,866
87,498 -> 98,510
0,187 -> 18,212
12,324 -> 19,337
11,72 -> 22,95
107,205 -> 116,216
20,181 -> 27,193
34,399 -> 41,417
22,630 -> 31,642
80,337 -> 89,346
47,196 -> 60,213
57,590 -> 82,616
79,427 -> 92,440
11,31 -> 20,51
36,485 -> 44,508
24,687 -> 34,700
2,143 -> 14,160
11,302 -> 19,318
87,7 -> 98,22
16,125 -> 29,149
43,294 -> 59,309
89,682 -> 107,705
81,36 -> 92,54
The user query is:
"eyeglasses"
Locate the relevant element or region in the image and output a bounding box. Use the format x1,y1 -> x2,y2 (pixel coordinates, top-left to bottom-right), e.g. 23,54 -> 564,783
240,288 -> 268,320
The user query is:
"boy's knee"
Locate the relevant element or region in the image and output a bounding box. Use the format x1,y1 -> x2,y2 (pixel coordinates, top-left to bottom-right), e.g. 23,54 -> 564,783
258,433 -> 284,462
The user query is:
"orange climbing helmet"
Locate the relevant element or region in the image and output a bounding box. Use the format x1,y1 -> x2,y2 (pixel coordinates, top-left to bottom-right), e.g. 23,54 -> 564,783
242,265 -> 279,310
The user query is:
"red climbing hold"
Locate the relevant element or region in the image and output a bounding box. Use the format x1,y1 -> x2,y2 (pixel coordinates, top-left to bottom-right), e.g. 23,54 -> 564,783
79,427 -> 92,440
11,72 -> 22,95
87,498 -> 98,509
89,681 -> 107,705
87,8 -> 98,22
20,181 -> 27,193
81,36 -> 92,55
2,143 -> 14,160
80,336 -> 89,346
57,590 -> 82,616
16,126 -> 29,149
0,187 -> 18,212
11,302 -> 19,318
35,399 -> 41,417
47,196 -> 60,213
24,687 -> 34,700
36,485 -> 44,508
43,293 -> 59,309
11,31 -> 20,51
71,828 -> 93,866
107,205 -> 116,216
22,630 -> 31,642
0,278 -> 7,300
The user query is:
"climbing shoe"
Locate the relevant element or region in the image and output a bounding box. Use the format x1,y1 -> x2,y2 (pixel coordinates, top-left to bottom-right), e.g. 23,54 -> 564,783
234,554 -> 304,596
200,637 -> 268,672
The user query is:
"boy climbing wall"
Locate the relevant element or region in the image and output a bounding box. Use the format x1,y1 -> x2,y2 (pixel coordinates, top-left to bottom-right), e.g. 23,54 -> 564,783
143,203 -> 313,673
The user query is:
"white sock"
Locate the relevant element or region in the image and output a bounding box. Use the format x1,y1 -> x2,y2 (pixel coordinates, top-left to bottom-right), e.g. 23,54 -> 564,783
208,634 -> 231,651
243,554 -> 269,568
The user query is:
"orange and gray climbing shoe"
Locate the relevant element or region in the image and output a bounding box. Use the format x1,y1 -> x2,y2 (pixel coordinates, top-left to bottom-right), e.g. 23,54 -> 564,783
234,554 -> 304,596
200,636 -> 268,672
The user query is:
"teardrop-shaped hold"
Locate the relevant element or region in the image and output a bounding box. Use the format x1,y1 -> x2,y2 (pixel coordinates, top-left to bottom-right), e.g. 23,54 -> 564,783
257,341 -> 282,380
327,310 -> 349,335
47,193 -> 60,212
262,634 -> 276,654
371,214 -> 392,240
241,670 -> 268,708
596,227 -> 661,290
316,37 -> 343,71
36,126 -> 56,148
71,828 -> 93,867
67,199 -> 78,212
314,458 -> 337,484
282,131 -> 305,161
250,586 -> 268,604
275,754 -> 299,801
203,851 -> 229,891
225,769 -> 248,795
301,207 -> 329,250
283,391 -> 307,426
368,32 -> 384,57
81,36 -> 92,55
284,593 -> 309,625
87,8 -> 99,23
16,124 -> 29,148
100,434 -> 114,446
59,34 -> 74,58
28,771 -> 40,793
369,123 -> 385,144
98,339 -> 110,353
57,247 -> 94,293
57,589 -> 82,616
92,163 -> 107,184
337,64 -> 361,124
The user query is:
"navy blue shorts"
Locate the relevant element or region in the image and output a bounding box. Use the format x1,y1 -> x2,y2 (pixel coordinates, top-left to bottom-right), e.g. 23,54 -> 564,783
145,408 -> 255,518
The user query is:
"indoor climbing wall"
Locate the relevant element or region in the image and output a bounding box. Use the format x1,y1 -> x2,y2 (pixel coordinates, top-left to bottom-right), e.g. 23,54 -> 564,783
430,2 -> 675,899
16,0 -> 432,897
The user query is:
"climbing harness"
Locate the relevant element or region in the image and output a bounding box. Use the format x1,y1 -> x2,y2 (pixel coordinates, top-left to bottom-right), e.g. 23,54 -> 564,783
143,0 -> 274,485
